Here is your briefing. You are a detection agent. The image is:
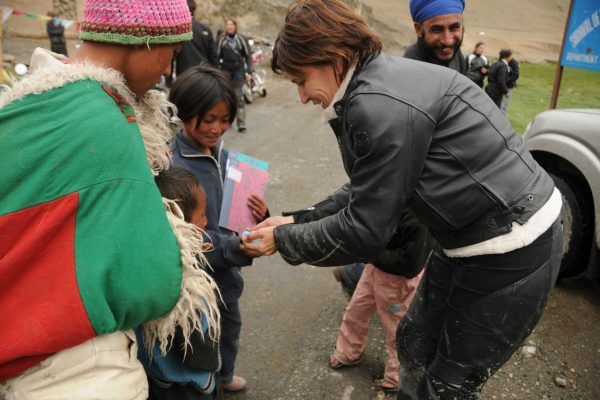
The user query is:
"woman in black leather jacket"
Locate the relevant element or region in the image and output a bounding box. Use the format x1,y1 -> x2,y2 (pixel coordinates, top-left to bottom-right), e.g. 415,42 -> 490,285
242,1 -> 563,399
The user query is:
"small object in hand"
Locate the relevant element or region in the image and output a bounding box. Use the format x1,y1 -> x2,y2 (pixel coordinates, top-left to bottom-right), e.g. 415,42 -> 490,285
242,230 -> 261,243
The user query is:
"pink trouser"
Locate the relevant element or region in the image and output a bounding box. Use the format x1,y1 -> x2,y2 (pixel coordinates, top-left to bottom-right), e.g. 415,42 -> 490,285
333,263 -> 423,387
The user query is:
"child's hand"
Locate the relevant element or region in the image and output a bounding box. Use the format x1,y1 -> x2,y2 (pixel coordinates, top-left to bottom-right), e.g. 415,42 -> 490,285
247,194 -> 269,222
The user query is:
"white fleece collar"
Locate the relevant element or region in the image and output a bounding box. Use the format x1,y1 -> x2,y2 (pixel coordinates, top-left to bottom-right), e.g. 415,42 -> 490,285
322,64 -> 357,123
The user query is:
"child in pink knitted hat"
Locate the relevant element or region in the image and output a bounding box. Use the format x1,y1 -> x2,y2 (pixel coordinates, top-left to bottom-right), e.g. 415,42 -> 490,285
0,1 -> 220,399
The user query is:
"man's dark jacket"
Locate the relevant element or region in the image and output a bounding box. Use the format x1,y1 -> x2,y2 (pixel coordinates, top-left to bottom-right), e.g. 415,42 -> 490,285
485,60 -> 509,106
174,19 -> 219,74
507,58 -> 520,89
273,54 -> 554,266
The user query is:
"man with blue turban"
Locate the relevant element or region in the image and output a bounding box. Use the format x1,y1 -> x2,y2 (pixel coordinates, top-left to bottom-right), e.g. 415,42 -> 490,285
404,0 -> 466,73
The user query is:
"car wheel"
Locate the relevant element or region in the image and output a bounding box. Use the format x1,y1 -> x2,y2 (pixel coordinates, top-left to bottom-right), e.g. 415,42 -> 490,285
549,172 -> 594,279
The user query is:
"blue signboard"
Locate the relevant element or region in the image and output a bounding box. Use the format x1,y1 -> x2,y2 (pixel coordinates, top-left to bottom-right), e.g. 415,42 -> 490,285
561,0 -> 600,72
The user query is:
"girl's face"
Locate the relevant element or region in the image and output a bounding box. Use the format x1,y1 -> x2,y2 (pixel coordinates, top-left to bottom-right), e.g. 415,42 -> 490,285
183,100 -> 232,154
190,186 -> 207,230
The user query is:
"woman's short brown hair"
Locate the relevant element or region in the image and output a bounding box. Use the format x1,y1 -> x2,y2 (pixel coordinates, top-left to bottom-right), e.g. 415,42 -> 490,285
272,0 -> 382,84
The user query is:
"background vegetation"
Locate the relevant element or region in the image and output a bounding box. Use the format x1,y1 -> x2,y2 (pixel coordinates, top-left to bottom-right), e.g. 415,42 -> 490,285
508,63 -> 600,134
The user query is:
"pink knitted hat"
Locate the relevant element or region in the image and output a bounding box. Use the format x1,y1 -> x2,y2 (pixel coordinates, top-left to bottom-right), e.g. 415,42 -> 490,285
80,0 -> 193,45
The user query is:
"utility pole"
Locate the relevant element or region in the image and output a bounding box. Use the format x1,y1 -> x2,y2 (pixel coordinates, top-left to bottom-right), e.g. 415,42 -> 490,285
550,0 -> 574,109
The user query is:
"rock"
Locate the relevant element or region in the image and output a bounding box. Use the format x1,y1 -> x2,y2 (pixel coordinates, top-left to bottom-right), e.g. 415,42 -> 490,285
555,376 -> 567,387
522,345 -> 537,357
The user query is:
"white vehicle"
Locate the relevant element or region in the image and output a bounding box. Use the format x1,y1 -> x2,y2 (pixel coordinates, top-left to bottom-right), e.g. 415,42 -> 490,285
523,109 -> 600,280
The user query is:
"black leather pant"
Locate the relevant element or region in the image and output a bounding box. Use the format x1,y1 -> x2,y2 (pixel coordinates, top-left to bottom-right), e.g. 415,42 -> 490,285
396,219 -> 562,400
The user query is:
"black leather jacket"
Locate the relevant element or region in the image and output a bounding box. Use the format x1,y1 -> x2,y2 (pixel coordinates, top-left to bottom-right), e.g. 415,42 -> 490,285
465,53 -> 489,87
274,54 -> 554,266
284,183 -> 434,277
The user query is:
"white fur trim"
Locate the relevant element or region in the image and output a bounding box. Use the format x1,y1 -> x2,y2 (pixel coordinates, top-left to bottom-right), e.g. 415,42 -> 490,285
143,199 -> 221,356
0,48 -> 179,174
444,188 -> 563,257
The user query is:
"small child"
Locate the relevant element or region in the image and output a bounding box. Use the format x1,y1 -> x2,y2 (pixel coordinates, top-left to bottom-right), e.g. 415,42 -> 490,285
137,165 -> 220,400
168,65 -> 269,392
154,165 -> 208,231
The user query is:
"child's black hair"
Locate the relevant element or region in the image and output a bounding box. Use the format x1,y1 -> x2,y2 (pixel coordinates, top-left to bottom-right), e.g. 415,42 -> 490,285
169,64 -> 238,126
155,166 -> 203,222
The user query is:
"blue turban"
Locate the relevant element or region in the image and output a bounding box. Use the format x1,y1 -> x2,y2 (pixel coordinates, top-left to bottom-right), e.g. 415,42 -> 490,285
410,0 -> 465,24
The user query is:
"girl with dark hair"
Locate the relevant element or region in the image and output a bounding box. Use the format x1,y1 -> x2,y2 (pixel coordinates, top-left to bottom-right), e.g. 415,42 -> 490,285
169,65 -> 269,393
244,1 -> 562,399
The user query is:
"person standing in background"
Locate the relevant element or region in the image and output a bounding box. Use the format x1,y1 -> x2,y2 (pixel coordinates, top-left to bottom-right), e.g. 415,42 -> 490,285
217,18 -> 253,132
465,42 -> 489,88
403,0 -> 466,74
486,49 -> 512,108
46,12 -> 68,56
501,56 -> 520,115
171,0 -> 219,77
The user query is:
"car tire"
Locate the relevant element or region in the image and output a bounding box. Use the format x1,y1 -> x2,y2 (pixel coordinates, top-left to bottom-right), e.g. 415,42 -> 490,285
549,172 -> 594,279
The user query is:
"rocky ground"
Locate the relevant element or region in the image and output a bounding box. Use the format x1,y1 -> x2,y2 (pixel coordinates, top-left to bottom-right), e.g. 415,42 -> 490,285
195,0 -> 569,63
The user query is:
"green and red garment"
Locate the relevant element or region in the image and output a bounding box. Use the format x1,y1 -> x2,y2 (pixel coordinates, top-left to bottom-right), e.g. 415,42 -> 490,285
0,75 -> 186,381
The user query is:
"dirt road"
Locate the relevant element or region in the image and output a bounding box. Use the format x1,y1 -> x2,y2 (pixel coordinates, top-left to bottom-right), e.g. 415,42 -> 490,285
222,66 -> 600,400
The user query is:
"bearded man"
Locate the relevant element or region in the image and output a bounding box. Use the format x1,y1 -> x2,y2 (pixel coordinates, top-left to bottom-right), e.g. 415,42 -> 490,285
403,0 -> 466,74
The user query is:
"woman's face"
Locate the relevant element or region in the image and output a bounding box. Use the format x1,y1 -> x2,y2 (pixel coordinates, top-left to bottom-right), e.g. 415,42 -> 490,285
225,20 -> 236,35
286,65 -> 340,109
183,100 -> 232,153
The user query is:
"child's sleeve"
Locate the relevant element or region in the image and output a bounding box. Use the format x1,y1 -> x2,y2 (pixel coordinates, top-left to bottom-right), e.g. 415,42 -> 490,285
202,229 -> 252,269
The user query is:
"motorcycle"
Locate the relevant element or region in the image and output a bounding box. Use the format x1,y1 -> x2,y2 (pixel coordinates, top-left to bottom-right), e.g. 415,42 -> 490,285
1,62 -> 29,93
242,39 -> 268,104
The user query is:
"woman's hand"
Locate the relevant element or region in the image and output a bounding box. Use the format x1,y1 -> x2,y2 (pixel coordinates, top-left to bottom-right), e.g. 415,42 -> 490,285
241,226 -> 278,257
247,194 -> 269,222
253,215 -> 294,230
